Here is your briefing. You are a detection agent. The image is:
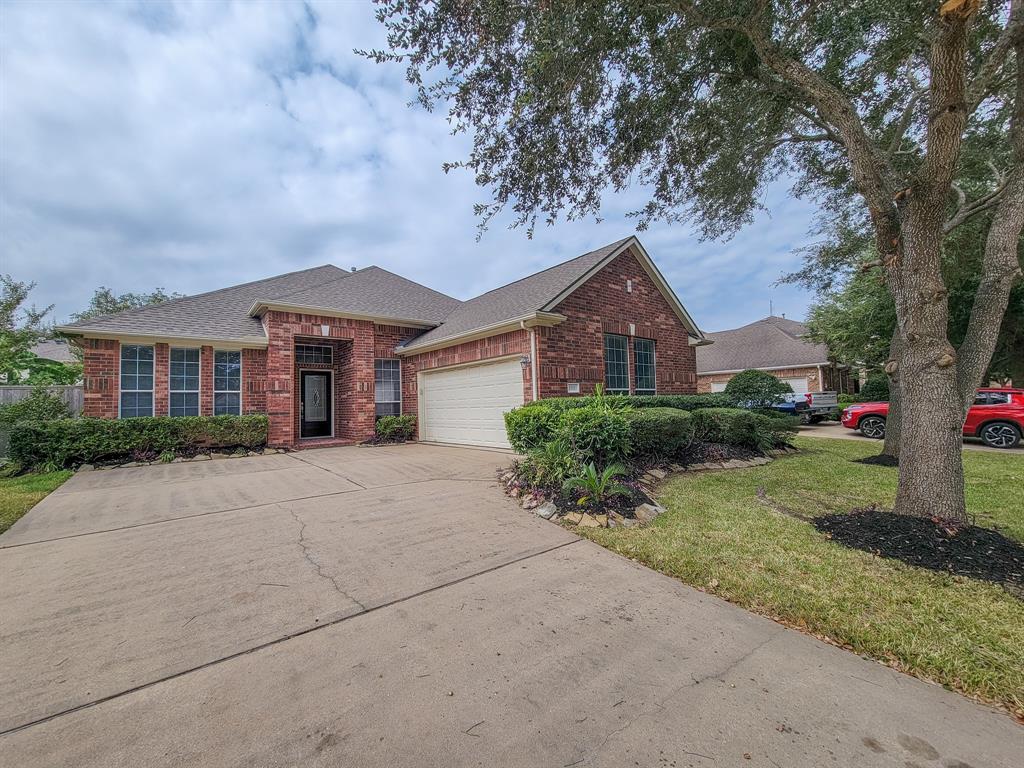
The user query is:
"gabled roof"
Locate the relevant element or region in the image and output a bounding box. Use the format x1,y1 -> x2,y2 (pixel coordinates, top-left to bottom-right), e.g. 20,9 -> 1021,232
397,236 -> 706,353
695,316 -> 830,373
250,266 -> 461,327
30,339 -> 77,363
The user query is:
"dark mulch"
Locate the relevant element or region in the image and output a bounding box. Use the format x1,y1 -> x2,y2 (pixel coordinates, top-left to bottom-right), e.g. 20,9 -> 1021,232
814,508 -> 1024,596
853,454 -> 899,468
554,481 -> 652,517
679,441 -> 762,465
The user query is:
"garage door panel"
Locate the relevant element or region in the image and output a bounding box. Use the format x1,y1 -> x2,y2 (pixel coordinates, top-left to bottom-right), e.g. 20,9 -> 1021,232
420,359 -> 524,448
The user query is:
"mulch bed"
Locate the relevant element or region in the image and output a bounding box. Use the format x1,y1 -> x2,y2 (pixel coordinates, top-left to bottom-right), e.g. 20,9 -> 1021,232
679,441 -> 761,465
814,508 -> 1024,597
853,453 -> 899,468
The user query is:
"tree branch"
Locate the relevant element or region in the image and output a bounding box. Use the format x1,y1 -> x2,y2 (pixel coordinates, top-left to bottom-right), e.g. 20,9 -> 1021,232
966,0 -> 1024,112
944,176 -> 1010,232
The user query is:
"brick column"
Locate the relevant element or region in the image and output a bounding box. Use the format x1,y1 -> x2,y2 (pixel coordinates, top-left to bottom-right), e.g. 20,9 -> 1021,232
200,345 -> 214,416
154,343 -> 169,416
265,314 -> 295,446
81,338 -> 119,418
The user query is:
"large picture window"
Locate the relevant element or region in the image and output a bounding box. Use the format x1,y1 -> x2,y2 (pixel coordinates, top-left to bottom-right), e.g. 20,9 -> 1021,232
120,344 -> 154,418
634,338 -> 656,395
603,334 -> 629,393
169,348 -> 200,417
214,350 -> 242,415
374,359 -> 401,419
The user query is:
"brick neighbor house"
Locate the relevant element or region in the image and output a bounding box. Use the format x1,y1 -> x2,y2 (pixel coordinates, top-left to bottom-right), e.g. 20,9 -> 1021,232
695,315 -> 852,395
57,236 -> 708,449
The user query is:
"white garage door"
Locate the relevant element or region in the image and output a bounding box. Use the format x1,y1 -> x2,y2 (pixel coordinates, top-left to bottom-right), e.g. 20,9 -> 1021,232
419,358 -> 524,448
781,376 -> 809,394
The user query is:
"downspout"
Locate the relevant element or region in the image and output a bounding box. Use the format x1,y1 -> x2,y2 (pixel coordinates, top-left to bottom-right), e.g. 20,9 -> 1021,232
816,364 -> 824,391
521,320 -> 539,402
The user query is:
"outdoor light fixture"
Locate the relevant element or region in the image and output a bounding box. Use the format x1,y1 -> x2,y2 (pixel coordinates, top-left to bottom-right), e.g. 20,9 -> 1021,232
520,354 -> 531,369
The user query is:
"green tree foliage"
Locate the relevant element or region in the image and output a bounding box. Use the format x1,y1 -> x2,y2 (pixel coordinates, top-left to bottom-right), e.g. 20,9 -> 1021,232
724,369 -> 793,410
0,388 -> 71,427
70,286 -> 182,323
0,276 -> 52,385
860,374 -> 891,402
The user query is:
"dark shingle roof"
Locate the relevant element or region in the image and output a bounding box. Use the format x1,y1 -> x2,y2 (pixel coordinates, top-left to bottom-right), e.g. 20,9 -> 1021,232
265,266 -> 461,324
695,316 -> 830,373
59,264 -> 460,342
399,238 -> 631,351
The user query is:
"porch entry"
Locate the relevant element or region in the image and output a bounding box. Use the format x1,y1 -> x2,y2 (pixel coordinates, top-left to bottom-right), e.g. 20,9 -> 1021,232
299,370 -> 332,438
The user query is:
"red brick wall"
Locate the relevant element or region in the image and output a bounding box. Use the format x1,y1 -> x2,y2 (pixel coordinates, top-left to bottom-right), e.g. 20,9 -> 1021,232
243,348 -> 267,413
154,344 -> 169,417
80,338 -> 119,418
538,247 -> 697,398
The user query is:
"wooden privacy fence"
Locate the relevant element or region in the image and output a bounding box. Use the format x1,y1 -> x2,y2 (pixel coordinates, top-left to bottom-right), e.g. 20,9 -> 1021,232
0,385 -> 84,416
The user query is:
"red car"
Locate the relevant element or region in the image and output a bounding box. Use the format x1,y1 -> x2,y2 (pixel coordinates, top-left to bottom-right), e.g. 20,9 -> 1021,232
841,388 -> 1024,449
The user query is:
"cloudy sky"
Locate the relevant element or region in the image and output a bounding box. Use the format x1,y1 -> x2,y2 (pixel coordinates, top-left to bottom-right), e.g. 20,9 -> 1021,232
1,0 -> 819,332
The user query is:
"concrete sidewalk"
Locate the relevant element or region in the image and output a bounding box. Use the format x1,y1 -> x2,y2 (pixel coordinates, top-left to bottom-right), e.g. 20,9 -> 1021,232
1,443 -> 1020,767
799,421 -> 1024,453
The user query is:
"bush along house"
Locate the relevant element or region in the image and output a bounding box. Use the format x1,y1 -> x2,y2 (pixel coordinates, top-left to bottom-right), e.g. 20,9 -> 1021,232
57,236 -> 709,449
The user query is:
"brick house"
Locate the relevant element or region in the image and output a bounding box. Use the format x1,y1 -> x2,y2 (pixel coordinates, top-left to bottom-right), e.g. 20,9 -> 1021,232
57,237 -> 708,449
695,316 -> 852,395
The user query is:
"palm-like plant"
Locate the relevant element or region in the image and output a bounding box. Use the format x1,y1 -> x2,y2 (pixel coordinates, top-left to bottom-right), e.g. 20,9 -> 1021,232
563,462 -> 631,507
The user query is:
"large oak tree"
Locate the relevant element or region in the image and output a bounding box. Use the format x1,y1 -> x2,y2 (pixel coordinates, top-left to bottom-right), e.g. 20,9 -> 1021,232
367,0 -> 1024,522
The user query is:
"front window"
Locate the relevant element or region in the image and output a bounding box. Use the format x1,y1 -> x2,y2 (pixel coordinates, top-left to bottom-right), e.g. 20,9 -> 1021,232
120,344 -> 154,417
603,334 -> 629,393
374,359 -> 401,419
169,348 -> 200,417
634,338 -> 656,395
214,350 -> 242,415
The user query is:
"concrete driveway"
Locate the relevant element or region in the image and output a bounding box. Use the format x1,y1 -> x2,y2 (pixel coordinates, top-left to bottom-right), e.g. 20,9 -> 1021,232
1,443 -> 1020,767
799,421 -> 1024,453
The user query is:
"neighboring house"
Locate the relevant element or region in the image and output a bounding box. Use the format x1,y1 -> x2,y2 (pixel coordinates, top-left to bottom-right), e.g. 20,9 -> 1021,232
30,339 -> 78,364
56,236 -> 707,449
695,316 -> 851,394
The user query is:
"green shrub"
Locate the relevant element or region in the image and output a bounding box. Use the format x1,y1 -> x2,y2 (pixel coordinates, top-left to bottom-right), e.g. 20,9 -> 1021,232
522,438 -> 581,489
860,374 -> 890,401
0,388 -> 71,427
375,414 -> 416,442
505,404 -> 561,453
556,405 -> 632,466
689,408 -> 795,451
9,415 -> 268,469
537,392 -> 736,412
625,407 -> 693,459
724,369 -> 793,409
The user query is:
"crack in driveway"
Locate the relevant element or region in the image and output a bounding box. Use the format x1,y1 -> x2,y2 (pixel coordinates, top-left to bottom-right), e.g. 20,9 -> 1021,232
285,505 -> 367,611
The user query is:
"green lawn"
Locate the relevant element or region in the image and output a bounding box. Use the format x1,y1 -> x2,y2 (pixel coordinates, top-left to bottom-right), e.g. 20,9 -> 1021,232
578,436 -> 1024,717
0,470 -> 71,535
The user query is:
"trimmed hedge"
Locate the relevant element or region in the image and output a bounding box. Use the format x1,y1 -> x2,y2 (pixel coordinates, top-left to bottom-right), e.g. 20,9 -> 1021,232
689,408 -> 796,452
556,406 -> 632,466
505,404 -> 561,453
625,407 -> 693,458
375,414 -> 416,442
537,393 -> 737,412
9,415 -> 269,469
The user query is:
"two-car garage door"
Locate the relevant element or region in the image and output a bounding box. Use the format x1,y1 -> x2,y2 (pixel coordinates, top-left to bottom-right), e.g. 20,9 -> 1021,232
418,358 -> 524,449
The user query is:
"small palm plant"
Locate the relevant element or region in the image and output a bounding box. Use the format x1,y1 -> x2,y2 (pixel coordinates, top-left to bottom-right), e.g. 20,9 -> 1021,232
563,462 -> 632,507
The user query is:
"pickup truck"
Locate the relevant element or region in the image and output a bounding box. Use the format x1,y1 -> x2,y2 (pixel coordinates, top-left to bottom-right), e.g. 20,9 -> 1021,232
840,387 -> 1024,449
773,391 -> 838,423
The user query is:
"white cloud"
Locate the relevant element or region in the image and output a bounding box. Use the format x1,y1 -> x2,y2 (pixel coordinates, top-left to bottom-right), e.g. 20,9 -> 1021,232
1,0 -> 819,332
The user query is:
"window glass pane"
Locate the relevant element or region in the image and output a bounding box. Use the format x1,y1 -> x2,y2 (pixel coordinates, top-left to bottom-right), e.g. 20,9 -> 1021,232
375,401 -> 401,418
214,392 -> 241,416
374,359 -> 401,419
986,392 -> 1009,405
120,391 -> 153,418
603,334 -> 629,392
169,392 -> 199,417
295,345 -> 332,365
214,350 -> 241,393
634,338 -> 655,394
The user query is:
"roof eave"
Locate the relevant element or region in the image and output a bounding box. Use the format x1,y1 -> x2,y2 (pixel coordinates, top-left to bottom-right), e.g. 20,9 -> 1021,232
55,326 -> 270,348
697,362 -> 833,375
248,300 -> 440,329
395,311 -> 567,356
540,236 -> 708,341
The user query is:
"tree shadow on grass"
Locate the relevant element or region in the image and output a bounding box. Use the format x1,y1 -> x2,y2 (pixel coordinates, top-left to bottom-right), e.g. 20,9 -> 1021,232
814,508 -> 1024,598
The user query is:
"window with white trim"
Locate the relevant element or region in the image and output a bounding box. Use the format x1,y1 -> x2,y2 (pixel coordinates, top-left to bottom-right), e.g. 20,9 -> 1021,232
169,348 -> 200,417
603,334 -> 629,393
295,344 -> 332,365
214,350 -> 242,415
120,344 -> 154,418
634,338 -> 656,395
374,359 -> 401,419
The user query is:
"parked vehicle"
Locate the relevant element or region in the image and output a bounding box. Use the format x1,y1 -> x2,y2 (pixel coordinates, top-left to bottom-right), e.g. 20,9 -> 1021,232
775,391 -> 838,423
841,388 -> 1024,449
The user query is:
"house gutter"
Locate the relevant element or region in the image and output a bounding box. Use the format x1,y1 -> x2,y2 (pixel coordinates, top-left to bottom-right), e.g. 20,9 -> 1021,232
54,327 -> 269,348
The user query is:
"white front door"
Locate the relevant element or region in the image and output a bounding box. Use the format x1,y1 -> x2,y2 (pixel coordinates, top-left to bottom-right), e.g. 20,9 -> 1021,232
419,358 -> 524,448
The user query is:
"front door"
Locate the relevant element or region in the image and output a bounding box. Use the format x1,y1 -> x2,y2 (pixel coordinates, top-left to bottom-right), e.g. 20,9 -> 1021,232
300,371 -> 332,438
